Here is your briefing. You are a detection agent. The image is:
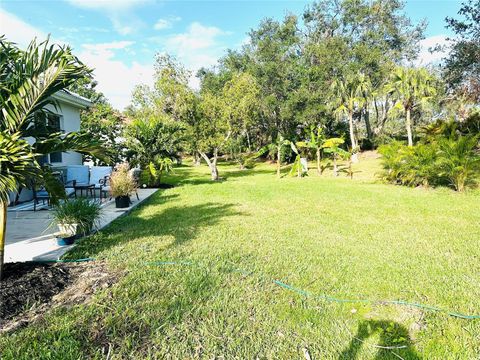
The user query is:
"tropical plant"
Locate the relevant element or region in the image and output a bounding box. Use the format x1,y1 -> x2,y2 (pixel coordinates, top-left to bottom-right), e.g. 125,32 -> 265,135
51,198 -> 102,236
379,142 -> 439,187
386,67 -> 437,147
145,157 -> 174,187
297,125 -> 326,175
322,138 -> 349,177
330,72 -> 371,162
436,135 -> 480,192
125,117 -> 184,165
288,141 -> 307,178
258,134 -> 293,178
0,36 -> 106,279
109,163 -> 137,198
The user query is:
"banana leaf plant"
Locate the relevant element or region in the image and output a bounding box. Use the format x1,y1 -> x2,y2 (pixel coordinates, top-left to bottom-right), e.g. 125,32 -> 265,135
322,138 -> 350,177
146,157 -> 174,187
288,141 -> 309,178
0,36 -> 108,279
257,134 -> 292,178
296,125 -> 326,175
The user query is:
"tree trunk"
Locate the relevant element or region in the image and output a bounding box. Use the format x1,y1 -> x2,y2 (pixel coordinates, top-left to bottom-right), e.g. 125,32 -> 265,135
199,150 -> 219,181
364,107 -> 373,142
193,152 -> 201,166
333,155 -> 338,177
245,130 -> 252,152
276,145 -> 281,178
348,111 -> 359,163
0,200 -> 7,281
406,108 -> 413,147
316,147 -> 322,175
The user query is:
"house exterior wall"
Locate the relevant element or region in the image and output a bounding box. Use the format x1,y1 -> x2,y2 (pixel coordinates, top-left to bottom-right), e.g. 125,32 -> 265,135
11,96 -> 87,204
45,102 -> 83,167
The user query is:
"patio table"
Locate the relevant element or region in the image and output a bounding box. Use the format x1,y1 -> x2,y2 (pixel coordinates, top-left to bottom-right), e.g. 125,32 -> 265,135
73,184 -> 96,199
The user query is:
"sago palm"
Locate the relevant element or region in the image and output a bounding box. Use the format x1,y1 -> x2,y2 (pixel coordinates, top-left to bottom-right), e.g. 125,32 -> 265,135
386,67 -> 437,147
0,36 -> 106,279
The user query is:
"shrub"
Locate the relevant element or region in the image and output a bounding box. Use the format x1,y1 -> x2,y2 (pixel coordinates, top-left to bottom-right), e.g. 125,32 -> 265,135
110,163 -> 137,197
436,136 -> 480,192
379,142 -> 440,187
379,136 -> 480,191
51,198 -> 102,235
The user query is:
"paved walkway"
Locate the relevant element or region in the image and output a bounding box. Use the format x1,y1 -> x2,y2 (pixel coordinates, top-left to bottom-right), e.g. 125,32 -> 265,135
4,189 -> 158,263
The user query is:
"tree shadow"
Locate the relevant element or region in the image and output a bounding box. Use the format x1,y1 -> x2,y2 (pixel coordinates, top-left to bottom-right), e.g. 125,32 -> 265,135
67,198 -> 242,259
167,166 -> 275,186
339,320 -> 421,360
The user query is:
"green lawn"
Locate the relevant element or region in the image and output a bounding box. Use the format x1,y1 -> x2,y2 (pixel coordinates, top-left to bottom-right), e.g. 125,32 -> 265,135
2,156 -> 480,359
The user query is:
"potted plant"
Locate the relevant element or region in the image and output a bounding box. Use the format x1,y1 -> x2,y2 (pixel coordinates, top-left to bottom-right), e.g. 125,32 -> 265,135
51,198 -> 102,241
110,163 -> 137,208
56,233 -> 77,246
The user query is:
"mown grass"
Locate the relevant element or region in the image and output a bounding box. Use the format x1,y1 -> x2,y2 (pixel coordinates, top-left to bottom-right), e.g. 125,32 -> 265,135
1,155 -> 479,359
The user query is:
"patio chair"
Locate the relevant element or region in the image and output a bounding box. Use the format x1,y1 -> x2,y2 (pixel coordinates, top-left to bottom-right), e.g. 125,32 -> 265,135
65,165 -> 96,198
32,172 -> 75,211
65,165 -> 90,187
90,166 -> 112,200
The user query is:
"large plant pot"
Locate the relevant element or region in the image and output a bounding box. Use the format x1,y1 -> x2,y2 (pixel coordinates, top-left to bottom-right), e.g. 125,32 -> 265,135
56,234 -> 77,246
115,195 -> 130,208
57,223 -> 78,236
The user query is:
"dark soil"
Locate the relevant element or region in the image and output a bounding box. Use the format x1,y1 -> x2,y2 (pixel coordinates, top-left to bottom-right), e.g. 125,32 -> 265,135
0,261 -> 119,332
1,262 -> 73,325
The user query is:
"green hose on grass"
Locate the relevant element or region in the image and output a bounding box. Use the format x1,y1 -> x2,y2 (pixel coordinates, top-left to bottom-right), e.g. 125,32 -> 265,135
36,257 -> 480,320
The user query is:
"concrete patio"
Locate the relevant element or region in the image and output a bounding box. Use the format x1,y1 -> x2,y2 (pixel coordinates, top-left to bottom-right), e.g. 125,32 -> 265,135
4,188 -> 158,263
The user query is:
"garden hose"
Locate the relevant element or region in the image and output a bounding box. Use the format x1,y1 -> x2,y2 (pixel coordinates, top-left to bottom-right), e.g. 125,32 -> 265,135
32,257 -> 480,320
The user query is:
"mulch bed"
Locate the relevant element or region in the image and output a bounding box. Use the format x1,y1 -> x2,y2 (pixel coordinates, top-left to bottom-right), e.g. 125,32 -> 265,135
0,261 -> 119,332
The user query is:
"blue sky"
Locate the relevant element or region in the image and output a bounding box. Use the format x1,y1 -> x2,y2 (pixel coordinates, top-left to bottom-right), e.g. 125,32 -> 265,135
0,0 -> 462,109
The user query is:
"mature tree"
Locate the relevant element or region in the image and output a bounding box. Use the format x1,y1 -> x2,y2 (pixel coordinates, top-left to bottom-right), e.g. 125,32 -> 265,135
68,77 -> 107,105
303,0 -> 425,142
244,15 -> 302,144
222,72 -> 260,151
331,73 -> 371,161
197,93 -> 230,180
81,103 -> 125,164
443,0 -> 480,102
0,37 -> 106,279
386,67 -> 437,146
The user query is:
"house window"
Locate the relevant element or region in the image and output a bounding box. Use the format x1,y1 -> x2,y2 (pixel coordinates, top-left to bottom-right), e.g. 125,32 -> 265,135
45,113 -> 64,163
47,114 -> 62,132
32,112 -> 64,163
49,152 -> 63,163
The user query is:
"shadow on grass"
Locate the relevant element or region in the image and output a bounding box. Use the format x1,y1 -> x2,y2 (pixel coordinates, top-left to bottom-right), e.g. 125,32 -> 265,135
339,320 -> 421,360
168,166 -> 275,186
68,196 -> 242,259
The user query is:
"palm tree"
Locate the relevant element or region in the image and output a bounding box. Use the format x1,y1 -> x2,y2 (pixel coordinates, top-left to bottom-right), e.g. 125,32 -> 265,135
386,67 -> 437,147
0,37 -> 106,279
331,72 -> 371,162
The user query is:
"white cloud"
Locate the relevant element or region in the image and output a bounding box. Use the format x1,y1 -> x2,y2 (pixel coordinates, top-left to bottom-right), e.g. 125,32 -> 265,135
154,16 -> 181,30
0,8 -> 48,48
67,0 -> 149,35
0,8 -> 152,110
164,22 -> 228,88
79,41 -> 154,110
416,35 -> 451,66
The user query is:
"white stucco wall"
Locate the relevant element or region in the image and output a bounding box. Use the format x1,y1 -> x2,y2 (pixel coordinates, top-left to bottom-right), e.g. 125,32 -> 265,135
45,102 -> 83,167
12,99 -> 85,204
